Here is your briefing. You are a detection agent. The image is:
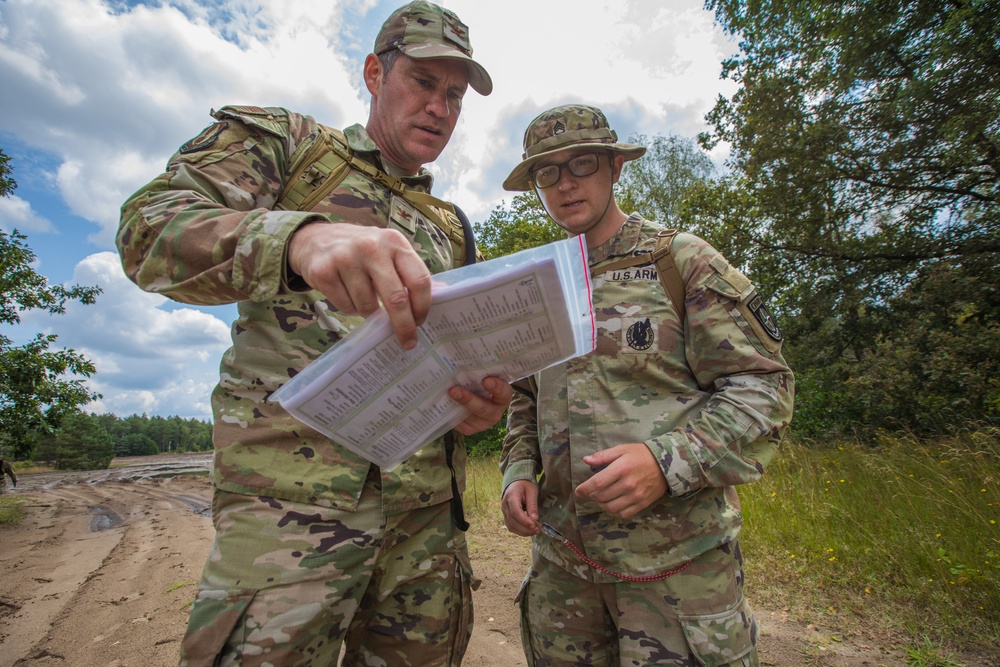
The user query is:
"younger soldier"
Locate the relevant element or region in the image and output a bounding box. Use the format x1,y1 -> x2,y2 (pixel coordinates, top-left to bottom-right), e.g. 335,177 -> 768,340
499,105 -> 794,666
119,2 -> 511,665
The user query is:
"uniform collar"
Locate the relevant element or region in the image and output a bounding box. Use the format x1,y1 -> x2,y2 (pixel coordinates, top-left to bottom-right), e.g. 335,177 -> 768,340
587,212 -> 646,264
344,123 -> 435,192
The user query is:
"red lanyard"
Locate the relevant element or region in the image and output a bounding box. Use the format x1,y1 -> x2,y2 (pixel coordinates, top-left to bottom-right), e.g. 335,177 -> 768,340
541,523 -> 691,583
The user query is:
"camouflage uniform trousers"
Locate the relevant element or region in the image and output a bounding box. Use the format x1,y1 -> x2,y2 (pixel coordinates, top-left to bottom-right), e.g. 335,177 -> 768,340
180,468 -> 478,666
515,540 -> 759,667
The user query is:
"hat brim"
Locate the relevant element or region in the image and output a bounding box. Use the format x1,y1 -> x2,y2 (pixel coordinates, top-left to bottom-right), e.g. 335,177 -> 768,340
401,43 -> 493,96
502,143 -> 646,191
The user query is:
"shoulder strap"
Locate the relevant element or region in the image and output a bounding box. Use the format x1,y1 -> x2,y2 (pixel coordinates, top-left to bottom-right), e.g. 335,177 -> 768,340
590,229 -> 686,320
276,126 -> 473,269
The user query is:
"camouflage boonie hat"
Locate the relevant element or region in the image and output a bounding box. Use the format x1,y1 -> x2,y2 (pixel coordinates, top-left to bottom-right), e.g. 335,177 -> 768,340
503,104 -> 646,191
375,0 -> 493,96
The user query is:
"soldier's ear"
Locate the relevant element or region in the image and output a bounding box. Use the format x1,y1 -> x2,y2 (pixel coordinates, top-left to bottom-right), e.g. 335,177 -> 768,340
610,153 -> 625,184
363,54 -> 384,96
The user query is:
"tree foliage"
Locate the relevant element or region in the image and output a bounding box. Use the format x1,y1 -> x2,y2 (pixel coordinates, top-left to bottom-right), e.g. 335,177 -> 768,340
474,193 -> 564,260
0,148 -> 103,459
700,0 -> 1000,437
616,133 -> 716,230
32,412 -> 212,468
35,412 -> 114,471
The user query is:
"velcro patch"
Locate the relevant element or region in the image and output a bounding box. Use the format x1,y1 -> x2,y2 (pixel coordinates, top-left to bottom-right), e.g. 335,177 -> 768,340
608,266 -> 659,283
389,194 -> 418,233
179,121 -> 228,154
740,291 -> 783,354
623,317 -> 656,353
443,12 -> 471,51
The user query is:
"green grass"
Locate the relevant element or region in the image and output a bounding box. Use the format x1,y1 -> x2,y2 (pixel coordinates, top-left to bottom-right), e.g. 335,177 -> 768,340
0,494 -> 25,526
464,427 -> 1000,658
464,455 -> 505,522
738,429 -> 999,654
163,580 -> 197,594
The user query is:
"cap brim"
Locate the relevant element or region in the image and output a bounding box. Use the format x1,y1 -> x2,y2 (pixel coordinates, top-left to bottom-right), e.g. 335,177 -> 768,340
401,43 -> 493,96
502,143 -> 646,191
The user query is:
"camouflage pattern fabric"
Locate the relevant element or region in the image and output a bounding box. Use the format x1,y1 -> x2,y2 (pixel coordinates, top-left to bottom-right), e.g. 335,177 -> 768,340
118,106 -> 465,512
516,542 -> 758,667
502,104 -> 645,191
502,213 -> 794,578
180,480 -> 478,666
118,105 -> 472,663
374,0 -> 492,96
500,213 -> 793,662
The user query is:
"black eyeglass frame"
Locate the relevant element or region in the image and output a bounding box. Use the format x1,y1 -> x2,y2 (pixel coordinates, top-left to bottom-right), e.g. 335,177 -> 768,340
529,152 -> 606,189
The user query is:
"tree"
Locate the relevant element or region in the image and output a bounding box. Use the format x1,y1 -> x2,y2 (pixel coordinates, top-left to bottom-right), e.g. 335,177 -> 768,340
474,193 -> 563,260
699,0 -> 1000,436
0,149 -> 103,459
35,412 -> 114,470
616,133 -> 716,230
116,432 -> 160,457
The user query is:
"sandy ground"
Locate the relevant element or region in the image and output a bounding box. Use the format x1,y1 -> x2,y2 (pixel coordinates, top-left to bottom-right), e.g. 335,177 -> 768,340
0,453 -> 993,667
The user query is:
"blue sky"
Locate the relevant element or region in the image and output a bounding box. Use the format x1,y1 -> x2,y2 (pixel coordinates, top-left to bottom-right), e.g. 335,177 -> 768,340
0,0 -> 738,420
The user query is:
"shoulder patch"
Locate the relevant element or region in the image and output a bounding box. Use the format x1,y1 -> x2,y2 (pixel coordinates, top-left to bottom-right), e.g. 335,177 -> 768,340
212,105 -> 289,138
742,291 -> 783,354
179,121 -> 228,154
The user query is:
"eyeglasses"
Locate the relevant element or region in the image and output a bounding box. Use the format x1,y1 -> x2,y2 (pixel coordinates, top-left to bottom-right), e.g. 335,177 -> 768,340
529,152 -> 603,189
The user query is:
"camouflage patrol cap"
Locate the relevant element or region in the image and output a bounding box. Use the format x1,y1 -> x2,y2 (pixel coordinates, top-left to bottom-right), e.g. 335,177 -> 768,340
375,1 -> 493,96
503,104 -> 646,191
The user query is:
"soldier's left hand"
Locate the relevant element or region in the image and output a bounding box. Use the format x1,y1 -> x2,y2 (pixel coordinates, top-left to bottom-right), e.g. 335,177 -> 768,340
448,376 -> 513,436
574,443 -> 667,519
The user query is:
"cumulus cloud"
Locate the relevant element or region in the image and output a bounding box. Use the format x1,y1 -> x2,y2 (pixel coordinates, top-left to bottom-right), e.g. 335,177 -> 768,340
16,252 -> 231,419
0,194 -> 55,234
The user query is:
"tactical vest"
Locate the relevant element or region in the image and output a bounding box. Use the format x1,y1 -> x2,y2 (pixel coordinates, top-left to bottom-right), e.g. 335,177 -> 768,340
272,121 -> 477,268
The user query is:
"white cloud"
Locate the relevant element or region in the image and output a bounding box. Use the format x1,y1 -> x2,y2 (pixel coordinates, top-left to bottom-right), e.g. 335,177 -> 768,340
16,252 -> 231,419
0,194 -> 55,234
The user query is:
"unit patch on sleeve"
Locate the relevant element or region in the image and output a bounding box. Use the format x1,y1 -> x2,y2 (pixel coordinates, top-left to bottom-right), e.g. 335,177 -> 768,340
179,121 -> 228,154
623,317 -> 656,353
742,292 -> 783,354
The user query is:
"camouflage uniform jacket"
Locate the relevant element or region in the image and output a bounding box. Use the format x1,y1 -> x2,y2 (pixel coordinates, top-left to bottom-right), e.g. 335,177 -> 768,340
501,214 -> 794,582
118,106 -> 465,512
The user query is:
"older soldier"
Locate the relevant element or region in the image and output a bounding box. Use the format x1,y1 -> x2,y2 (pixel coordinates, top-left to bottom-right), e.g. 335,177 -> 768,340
499,105 -> 795,667
118,3 -> 511,665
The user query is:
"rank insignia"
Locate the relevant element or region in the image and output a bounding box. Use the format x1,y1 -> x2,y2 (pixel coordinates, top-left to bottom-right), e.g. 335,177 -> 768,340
442,12 -> 471,52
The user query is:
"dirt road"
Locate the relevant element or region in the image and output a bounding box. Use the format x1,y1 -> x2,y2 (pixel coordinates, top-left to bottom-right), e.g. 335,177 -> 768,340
0,453 -> 972,667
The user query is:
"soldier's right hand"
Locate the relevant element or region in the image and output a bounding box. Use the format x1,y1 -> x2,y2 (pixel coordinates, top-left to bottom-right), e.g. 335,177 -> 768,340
501,479 -> 541,537
288,222 -> 433,350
